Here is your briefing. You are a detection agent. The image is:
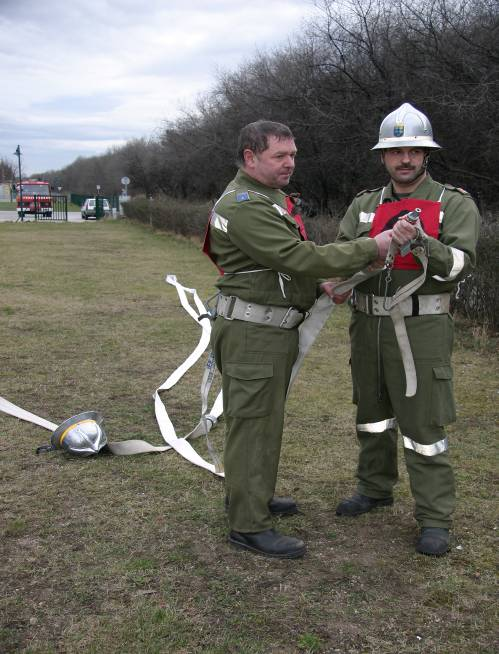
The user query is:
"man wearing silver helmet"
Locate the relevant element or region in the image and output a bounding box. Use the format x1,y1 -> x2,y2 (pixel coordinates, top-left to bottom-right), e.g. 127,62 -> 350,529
325,103 -> 480,555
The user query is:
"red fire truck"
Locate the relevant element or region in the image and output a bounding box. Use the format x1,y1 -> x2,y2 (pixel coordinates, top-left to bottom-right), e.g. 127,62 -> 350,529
16,180 -> 52,218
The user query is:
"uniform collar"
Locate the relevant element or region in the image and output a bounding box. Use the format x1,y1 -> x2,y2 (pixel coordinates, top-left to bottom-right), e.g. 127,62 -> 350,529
382,174 -> 437,202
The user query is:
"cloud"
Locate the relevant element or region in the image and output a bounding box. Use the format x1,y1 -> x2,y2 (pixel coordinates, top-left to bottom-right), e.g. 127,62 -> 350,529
0,0 -> 318,173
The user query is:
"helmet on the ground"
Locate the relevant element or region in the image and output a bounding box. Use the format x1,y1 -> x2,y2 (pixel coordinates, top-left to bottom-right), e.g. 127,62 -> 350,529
372,102 -> 441,150
51,411 -> 107,456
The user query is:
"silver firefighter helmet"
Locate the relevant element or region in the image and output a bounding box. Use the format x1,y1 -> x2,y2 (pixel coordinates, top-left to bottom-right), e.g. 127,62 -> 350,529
372,102 -> 441,150
51,411 -> 107,456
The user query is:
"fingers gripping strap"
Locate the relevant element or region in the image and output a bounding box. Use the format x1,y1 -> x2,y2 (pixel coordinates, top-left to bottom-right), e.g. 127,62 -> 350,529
328,268 -> 381,296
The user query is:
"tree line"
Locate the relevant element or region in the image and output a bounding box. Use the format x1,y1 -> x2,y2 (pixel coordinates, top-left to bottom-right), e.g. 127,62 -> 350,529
33,0 -> 499,213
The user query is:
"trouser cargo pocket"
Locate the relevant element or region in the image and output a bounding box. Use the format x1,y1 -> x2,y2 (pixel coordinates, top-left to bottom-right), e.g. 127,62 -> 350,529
224,362 -> 274,418
430,365 -> 456,426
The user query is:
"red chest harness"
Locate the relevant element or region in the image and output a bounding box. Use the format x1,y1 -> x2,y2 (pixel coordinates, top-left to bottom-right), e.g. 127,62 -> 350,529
369,198 -> 440,269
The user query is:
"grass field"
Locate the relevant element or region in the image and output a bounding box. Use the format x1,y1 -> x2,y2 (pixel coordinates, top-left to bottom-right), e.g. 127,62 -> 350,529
0,219 -> 497,654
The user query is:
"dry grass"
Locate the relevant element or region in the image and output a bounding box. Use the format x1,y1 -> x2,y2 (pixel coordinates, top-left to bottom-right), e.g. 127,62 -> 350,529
0,219 -> 497,654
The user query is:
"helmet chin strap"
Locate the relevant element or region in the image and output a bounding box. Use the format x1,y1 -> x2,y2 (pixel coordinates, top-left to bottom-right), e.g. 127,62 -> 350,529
411,152 -> 430,182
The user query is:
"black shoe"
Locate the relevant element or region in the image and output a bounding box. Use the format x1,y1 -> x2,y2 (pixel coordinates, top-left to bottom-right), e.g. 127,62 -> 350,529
224,496 -> 298,516
336,492 -> 394,517
268,496 -> 299,516
229,528 -> 306,559
415,528 -> 450,556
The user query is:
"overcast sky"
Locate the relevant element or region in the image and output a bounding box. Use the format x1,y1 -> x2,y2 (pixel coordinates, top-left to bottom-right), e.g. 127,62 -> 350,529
1,0 -> 318,175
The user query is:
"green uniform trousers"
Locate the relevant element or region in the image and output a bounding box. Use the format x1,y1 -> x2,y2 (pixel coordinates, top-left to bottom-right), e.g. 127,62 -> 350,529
211,316 -> 299,532
350,311 -> 456,528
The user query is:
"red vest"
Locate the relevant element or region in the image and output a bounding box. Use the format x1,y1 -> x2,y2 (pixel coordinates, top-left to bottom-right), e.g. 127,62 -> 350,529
369,198 -> 440,269
202,195 -> 308,273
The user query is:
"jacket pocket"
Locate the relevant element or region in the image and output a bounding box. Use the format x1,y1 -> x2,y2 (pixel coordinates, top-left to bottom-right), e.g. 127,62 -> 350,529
224,362 -> 274,418
430,365 -> 456,426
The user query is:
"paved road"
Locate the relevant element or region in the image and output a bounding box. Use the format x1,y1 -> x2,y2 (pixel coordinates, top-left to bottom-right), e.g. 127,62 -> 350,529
0,211 -> 85,223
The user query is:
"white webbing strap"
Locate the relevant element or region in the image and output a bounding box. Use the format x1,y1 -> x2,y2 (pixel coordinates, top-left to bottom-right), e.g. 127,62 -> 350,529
0,395 -> 171,455
328,239 -> 429,398
287,293 -> 335,396
153,275 -> 224,476
0,396 -> 58,431
0,276 -> 331,477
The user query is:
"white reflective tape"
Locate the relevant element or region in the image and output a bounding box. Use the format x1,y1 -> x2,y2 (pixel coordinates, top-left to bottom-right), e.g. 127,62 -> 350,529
439,210 -> 444,224
432,247 -> 465,281
272,203 -> 288,216
357,418 -> 397,433
403,435 -> 448,456
359,211 -> 375,224
210,212 -> 228,233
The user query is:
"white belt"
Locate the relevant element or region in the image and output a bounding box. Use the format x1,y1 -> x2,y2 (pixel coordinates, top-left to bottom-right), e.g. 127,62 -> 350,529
353,292 -> 450,317
216,294 -> 307,329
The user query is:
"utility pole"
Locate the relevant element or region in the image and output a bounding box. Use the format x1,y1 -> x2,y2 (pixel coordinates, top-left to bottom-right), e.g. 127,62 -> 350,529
14,145 -> 24,221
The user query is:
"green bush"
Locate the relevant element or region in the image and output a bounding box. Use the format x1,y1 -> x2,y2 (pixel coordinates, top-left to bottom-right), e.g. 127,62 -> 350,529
452,216 -> 499,331
122,194 -> 211,238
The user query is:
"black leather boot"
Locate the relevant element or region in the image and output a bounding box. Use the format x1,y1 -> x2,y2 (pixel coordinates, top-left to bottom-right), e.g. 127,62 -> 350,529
336,492 -> 393,516
229,528 -> 306,558
415,528 -> 450,556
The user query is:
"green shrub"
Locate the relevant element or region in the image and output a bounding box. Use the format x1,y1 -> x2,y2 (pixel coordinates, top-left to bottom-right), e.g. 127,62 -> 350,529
452,216 -> 499,331
122,194 -> 211,238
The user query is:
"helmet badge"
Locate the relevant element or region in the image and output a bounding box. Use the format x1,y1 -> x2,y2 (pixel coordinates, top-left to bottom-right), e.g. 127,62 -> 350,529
393,121 -> 405,137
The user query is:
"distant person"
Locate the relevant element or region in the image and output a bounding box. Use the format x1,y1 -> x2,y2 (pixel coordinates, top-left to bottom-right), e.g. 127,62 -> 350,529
326,103 -> 480,556
203,119 -> 396,558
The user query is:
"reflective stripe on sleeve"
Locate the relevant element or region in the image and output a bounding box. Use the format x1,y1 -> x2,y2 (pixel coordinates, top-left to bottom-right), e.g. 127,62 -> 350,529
357,418 -> 397,433
432,247 -> 464,281
210,212 -> 228,233
403,435 -> 448,456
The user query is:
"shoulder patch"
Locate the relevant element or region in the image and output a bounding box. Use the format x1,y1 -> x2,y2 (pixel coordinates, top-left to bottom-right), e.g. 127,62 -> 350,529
355,186 -> 382,198
236,191 -> 250,202
444,184 -> 470,195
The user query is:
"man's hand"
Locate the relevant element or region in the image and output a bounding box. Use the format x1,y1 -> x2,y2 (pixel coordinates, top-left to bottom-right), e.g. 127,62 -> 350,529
392,218 -> 418,245
320,279 -> 352,304
373,229 -> 393,259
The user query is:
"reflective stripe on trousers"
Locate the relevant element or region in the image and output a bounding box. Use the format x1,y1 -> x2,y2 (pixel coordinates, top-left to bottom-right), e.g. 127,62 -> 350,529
357,419 -> 449,456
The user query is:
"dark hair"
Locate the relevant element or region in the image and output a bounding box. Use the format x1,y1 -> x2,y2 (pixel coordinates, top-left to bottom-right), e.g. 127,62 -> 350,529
236,120 -> 294,166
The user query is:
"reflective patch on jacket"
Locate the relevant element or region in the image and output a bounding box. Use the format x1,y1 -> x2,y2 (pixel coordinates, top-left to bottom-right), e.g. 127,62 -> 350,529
210,211 -> 228,233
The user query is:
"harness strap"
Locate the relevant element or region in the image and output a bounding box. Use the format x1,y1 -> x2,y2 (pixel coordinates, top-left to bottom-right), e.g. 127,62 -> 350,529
329,229 -> 430,397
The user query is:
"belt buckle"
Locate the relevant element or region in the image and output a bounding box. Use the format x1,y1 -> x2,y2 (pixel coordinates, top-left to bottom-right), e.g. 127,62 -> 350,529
279,307 -> 294,328
367,293 -> 375,314
224,296 -> 237,320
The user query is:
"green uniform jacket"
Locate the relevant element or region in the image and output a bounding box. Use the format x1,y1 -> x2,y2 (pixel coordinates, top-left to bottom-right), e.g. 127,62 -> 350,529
209,169 -> 379,311
336,174 -> 480,296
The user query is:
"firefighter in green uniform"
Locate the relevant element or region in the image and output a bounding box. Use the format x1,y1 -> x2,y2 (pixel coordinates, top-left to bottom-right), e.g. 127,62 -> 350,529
326,103 -> 480,556
204,120 -> 396,558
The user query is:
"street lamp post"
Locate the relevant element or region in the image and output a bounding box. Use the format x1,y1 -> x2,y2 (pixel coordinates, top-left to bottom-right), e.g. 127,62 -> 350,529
14,145 -> 24,221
